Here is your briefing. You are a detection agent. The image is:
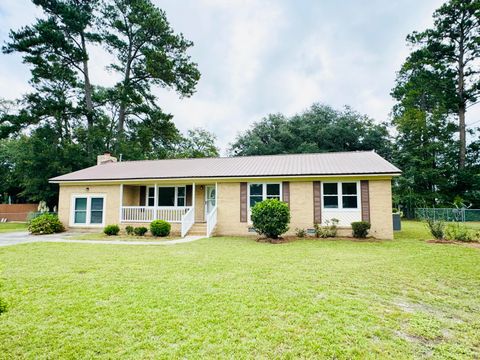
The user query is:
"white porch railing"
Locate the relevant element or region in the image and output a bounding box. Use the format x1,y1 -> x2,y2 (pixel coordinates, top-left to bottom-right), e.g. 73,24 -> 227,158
206,205 -> 217,237
181,207 -> 195,237
121,206 -> 191,223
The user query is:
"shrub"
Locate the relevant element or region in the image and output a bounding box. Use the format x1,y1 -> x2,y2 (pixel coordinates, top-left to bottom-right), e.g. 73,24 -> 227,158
251,199 -> 290,239
0,298 -> 7,315
425,219 -> 445,240
150,220 -> 171,237
314,218 -> 339,238
103,224 -> 120,236
445,223 -> 473,242
28,213 -> 65,235
134,226 -> 148,236
351,221 -> 371,238
295,228 -> 306,238
125,225 -> 134,235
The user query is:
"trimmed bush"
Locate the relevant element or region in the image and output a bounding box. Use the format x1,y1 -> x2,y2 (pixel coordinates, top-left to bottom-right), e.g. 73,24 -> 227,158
150,220 -> 171,237
425,219 -> 445,240
28,213 -> 65,235
134,226 -> 148,236
103,224 -> 120,236
251,199 -> 290,239
125,225 -> 134,235
351,221 -> 371,238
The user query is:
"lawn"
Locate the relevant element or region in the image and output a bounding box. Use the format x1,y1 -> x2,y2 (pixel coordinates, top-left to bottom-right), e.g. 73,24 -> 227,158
0,222 -> 27,233
0,221 -> 479,359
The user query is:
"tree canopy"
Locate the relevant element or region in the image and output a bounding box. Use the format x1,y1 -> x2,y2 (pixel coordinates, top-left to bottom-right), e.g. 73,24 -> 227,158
229,104 -> 392,159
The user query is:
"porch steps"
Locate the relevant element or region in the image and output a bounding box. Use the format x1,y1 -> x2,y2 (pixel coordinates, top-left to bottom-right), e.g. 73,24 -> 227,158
187,222 -> 207,236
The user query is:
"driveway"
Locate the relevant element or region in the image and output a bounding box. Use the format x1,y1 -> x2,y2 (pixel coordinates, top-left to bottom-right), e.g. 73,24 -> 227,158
0,231 -> 204,247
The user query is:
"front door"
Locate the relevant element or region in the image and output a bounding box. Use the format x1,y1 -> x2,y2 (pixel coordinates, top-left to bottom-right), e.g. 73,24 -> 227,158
205,185 -> 216,217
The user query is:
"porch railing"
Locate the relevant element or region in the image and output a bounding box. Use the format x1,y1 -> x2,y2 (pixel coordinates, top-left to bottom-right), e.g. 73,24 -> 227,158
181,207 -> 195,237
121,206 -> 191,223
206,205 -> 218,237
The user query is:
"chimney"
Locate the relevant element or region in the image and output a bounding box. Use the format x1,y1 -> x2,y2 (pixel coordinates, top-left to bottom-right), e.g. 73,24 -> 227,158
97,152 -> 118,165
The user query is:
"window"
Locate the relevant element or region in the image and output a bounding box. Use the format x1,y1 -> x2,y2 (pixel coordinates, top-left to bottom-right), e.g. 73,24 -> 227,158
74,198 -> 87,224
72,195 -> 105,225
146,186 -> 187,207
248,183 -> 282,208
342,183 -> 358,209
322,182 -> 358,210
147,187 -> 155,207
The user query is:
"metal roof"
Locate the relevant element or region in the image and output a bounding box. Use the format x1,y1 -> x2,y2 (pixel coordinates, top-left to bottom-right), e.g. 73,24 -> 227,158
49,151 -> 401,182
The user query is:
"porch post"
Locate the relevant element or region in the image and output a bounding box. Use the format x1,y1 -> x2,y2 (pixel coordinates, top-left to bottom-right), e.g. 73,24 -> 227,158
119,183 -> 124,222
154,183 -> 158,220
215,182 -> 218,207
192,182 -> 196,214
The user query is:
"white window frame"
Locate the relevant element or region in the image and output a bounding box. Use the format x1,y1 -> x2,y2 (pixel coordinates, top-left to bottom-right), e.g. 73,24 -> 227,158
247,182 -> 282,221
146,185 -> 187,207
321,181 -> 360,211
70,194 -> 106,227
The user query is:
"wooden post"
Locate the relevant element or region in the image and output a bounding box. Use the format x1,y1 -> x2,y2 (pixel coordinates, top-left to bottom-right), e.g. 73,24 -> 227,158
119,184 -> 124,222
154,183 -> 158,221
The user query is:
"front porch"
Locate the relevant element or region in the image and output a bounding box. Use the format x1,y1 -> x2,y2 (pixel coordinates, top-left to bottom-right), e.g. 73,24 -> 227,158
119,183 -> 217,237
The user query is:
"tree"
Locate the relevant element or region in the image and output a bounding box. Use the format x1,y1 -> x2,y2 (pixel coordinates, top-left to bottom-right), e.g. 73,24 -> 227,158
175,128 -> 219,158
229,104 -> 392,159
101,0 -> 200,137
3,0 -> 101,133
406,0 -> 480,168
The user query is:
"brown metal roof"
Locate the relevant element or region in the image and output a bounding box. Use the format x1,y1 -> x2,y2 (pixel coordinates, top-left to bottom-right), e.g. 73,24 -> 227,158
49,151 -> 401,182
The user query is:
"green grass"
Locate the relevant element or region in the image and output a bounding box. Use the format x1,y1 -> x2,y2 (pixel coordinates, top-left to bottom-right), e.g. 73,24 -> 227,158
0,221 -> 479,359
0,222 -> 27,233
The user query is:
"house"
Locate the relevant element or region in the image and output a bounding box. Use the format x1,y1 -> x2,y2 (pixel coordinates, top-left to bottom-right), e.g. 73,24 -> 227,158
49,151 -> 401,239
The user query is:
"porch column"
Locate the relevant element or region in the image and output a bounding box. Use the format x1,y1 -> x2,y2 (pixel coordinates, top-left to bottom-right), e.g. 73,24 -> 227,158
154,183 -> 158,220
119,183 -> 124,222
215,182 -> 218,207
192,182 -> 196,211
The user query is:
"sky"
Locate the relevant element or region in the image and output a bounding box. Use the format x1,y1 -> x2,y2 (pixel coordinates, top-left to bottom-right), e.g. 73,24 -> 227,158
0,0 -> 467,153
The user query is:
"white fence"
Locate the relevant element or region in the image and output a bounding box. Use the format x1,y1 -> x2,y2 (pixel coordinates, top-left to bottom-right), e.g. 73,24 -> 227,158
121,206 -> 191,223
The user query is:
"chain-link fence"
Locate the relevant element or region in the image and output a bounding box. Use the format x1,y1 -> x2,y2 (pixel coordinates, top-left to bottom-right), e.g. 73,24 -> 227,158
415,208 -> 480,222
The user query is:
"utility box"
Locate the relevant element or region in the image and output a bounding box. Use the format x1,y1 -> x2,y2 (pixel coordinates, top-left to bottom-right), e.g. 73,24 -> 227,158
392,213 -> 401,231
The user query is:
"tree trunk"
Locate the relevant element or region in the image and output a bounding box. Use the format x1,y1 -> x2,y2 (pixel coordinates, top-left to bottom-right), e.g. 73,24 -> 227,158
457,18 -> 466,169
81,33 -> 94,131
459,104 -> 466,168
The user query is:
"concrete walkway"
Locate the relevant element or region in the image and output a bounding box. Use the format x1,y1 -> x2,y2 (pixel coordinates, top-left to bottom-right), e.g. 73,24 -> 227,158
0,231 -> 205,247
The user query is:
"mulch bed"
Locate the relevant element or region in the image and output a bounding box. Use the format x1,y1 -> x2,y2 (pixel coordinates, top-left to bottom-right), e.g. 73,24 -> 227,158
256,236 -> 382,244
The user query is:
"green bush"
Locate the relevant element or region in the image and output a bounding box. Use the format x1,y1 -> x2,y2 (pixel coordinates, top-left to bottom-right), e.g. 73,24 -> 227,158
314,218 -> 339,238
295,228 -> 306,238
103,224 -> 120,236
425,219 -> 445,240
0,298 -> 7,315
125,225 -> 134,235
28,213 -> 65,235
150,220 -> 171,237
445,223 -> 473,242
251,199 -> 290,239
134,226 -> 148,236
351,221 -> 371,238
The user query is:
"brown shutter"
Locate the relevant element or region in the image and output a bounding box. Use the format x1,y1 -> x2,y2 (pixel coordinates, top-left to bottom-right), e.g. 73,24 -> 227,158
360,180 -> 370,222
282,182 -> 290,207
313,181 -> 322,224
139,186 -> 146,206
240,182 -> 247,222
